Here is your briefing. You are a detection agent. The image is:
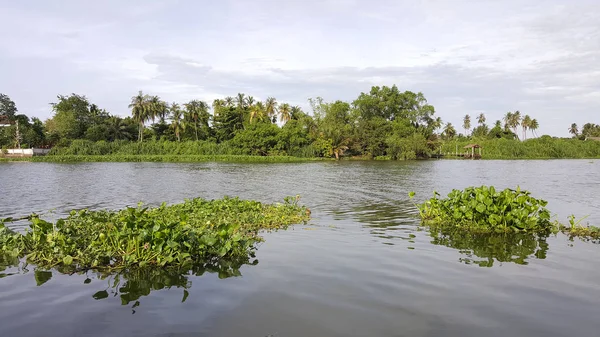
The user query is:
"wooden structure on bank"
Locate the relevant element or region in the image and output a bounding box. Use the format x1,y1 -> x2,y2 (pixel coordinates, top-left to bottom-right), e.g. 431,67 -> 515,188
464,144 -> 482,159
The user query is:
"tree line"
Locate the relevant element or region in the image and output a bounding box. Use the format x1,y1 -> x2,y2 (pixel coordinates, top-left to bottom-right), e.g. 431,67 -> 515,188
1,86 -> 597,159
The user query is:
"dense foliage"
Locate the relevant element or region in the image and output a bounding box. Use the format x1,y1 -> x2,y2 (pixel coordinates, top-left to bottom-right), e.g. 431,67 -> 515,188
1,89 -> 599,160
0,196 -> 310,271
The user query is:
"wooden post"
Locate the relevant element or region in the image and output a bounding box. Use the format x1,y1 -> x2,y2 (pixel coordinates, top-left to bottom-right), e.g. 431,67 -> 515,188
471,146 -> 474,159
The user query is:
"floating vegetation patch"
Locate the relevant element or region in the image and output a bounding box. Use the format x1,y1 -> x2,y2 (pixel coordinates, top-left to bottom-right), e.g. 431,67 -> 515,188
410,186 -> 599,240
0,196 -> 310,272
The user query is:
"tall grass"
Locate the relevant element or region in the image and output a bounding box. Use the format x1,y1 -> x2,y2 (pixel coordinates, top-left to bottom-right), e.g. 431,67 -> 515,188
440,137 -> 600,159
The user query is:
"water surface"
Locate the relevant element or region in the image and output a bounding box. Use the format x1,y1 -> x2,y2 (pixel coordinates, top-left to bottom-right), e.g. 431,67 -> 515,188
1,160 -> 599,337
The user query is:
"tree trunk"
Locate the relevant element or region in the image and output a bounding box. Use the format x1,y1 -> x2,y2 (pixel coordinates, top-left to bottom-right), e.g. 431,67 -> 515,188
195,123 -> 198,141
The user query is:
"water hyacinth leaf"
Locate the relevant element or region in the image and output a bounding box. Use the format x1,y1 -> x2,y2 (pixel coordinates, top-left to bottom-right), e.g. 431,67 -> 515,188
93,290 -> 109,300
34,270 -> 53,286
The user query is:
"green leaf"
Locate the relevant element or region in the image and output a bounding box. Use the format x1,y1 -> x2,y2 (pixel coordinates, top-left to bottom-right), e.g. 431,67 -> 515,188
92,290 -> 109,300
476,204 -> 486,213
63,255 -> 74,266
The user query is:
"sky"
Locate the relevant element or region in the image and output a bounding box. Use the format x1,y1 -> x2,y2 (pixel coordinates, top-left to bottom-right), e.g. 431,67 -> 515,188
1,0 -> 599,137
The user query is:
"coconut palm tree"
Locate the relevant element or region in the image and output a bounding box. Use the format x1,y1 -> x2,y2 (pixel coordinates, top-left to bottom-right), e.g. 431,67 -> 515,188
443,122 -> 457,140
128,90 -> 149,142
463,114 -> 471,136
170,102 -> 184,142
249,102 -> 265,123
246,96 -> 255,107
265,97 -> 278,123
212,99 -> 224,117
530,119 -> 539,138
522,115 -> 532,140
184,100 -> 209,141
511,111 -> 522,139
236,93 -> 246,111
224,96 -> 234,108
477,113 -> 486,125
503,112 -> 513,130
569,123 -> 579,137
290,105 -> 303,120
279,103 -> 291,124
152,98 -> 169,123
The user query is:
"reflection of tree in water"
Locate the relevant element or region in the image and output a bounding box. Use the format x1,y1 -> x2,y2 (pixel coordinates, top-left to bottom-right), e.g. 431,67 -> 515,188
429,227 -> 549,267
5,258 -> 257,314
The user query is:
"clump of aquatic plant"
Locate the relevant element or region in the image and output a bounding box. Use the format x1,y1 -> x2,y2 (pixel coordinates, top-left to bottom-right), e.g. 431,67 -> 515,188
0,196 -> 310,271
410,186 -> 557,233
560,215 -> 600,241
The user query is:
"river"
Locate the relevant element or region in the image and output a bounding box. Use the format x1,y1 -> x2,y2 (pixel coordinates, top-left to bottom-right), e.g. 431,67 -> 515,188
1,160 -> 599,337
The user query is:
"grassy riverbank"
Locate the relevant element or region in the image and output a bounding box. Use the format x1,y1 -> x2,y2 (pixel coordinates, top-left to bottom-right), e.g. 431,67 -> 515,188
440,137 -> 600,159
1,154 -> 318,163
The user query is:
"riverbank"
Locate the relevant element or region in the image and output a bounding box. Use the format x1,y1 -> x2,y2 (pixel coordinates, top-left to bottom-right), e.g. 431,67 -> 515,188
0,154 -> 319,163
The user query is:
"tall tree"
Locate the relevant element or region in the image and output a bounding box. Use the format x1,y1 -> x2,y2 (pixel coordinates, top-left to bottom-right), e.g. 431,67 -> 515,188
250,102 -> 265,123
0,94 -> 18,120
529,119 -> 539,138
170,102 -> 184,142
477,113 -> 486,125
522,115 -> 532,140
129,91 -> 149,141
184,100 -> 209,141
511,111 -> 522,139
443,122 -> 457,140
279,103 -> 291,124
569,123 -> 579,137
265,97 -> 278,123
463,114 -> 471,136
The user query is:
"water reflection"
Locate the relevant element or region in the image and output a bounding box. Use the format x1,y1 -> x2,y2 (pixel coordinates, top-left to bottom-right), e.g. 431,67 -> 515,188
429,227 -> 549,267
7,258 -> 257,313
347,201 -> 552,267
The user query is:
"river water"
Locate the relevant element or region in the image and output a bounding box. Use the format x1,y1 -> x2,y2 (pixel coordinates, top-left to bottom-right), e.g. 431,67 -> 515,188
1,160 -> 599,337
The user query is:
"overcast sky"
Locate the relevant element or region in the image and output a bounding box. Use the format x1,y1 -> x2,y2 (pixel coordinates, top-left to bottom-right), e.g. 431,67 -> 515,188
1,0 -> 598,136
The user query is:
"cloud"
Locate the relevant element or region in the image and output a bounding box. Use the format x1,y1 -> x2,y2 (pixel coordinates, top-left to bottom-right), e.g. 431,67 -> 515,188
0,0 -> 598,136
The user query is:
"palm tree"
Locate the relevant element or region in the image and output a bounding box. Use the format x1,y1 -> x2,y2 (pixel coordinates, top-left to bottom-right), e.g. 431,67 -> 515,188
463,114 -> 471,136
224,96 -> 234,108
236,93 -> 246,110
184,100 -> 209,141
212,99 -> 224,117
530,119 -> 539,138
522,115 -> 532,140
503,112 -> 513,130
249,102 -> 265,123
477,113 -> 486,126
170,102 -> 184,142
265,97 -> 278,123
290,105 -> 303,120
511,111 -> 522,139
279,103 -> 291,124
569,123 -> 579,137
147,95 -> 163,123
128,90 -> 149,142
246,96 -> 255,107
151,97 -> 169,123
494,120 -> 502,129
443,122 -> 456,140
107,116 -> 133,141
